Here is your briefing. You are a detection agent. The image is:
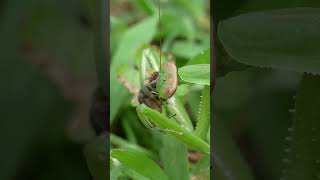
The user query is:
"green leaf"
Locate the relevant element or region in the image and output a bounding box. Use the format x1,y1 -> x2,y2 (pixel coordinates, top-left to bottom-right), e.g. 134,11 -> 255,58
133,0 -> 156,15
216,42 -> 248,77
281,74 -> 320,180
110,149 -> 168,180
218,8 -> 320,74
172,41 -> 206,59
159,134 -> 190,180
174,0 -> 205,19
187,48 -> 210,65
178,64 -> 210,85
110,16 -> 158,122
84,135 -> 108,180
137,104 -> 210,154
213,113 -> 255,180
110,134 -> 156,160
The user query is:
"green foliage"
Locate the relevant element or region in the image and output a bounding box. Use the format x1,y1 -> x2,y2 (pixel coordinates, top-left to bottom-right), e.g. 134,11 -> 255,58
219,8 -> 320,74
179,64 -> 210,85
1,0 -> 96,179
158,134 -> 190,180
281,74 -> 320,180
137,104 -> 210,154
110,16 -> 158,122
194,85 -> 210,140
111,149 -> 168,180
84,135 -> 108,180
217,5 -> 320,180
110,1 -> 210,179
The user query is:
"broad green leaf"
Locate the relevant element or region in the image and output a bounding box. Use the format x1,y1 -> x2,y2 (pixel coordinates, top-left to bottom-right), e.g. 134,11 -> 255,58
110,16 -> 158,122
218,8 -> 320,74
281,74 -> 320,180
178,64 -> 210,85
187,48 -> 210,65
111,149 -> 168,180
159,134 -> 190,180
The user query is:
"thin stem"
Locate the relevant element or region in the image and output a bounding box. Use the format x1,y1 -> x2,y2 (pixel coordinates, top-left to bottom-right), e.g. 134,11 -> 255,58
194,85 -> 210,140
158,0 -> 162,71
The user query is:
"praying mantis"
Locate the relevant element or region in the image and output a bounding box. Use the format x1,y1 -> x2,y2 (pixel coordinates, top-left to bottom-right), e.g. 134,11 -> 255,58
135,47 -> 194,132
134,0 -> 194,133
116,0 -> 210,154
117,46 -> 210,154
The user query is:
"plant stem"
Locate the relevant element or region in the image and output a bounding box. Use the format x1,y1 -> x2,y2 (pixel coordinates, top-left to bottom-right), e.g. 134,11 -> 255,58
281,74 -> 320,180
194,85 -> 210,140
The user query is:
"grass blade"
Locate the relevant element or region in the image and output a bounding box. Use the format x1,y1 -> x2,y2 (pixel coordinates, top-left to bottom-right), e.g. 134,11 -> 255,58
111,149 -> 168,180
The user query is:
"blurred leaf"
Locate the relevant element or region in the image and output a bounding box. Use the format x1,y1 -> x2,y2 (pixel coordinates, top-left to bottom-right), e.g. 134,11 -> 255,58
110,164 -> 124,180
187,48 -> 210,65
94,0 -> 107,93
110,16 -> 158,123
24,0 -> 96,81
121,117 -> 138,144
133,0 -> 156,15
178,64 -> 210,85
110,134 -> 156,160
212,113 -> 255,180
216,42 -> 249,77
190,154 -> 210,178
282,74 -> 320,180
111,149 -> 168,180
218,8 -> 320,74
0,1 -> 76,180
84,135 -> 107,180
110,16 -> 127,56
159,134 -> 190,180
174,0 -> 205,18
172,41 -> 206,59
176,84 -> 191,97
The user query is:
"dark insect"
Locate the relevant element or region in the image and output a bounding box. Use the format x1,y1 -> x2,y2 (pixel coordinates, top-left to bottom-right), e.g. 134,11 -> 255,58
138,72 -> 163,112
138,59 -> 178,113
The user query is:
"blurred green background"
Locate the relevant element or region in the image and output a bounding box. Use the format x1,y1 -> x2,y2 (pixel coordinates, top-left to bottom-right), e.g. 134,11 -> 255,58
215,0 -> 320,179
0,0 -> 102,179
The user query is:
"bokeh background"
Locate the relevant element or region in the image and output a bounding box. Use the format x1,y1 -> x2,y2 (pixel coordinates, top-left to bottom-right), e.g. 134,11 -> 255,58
214,0 -> 320,179
1,0 -> 104,179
